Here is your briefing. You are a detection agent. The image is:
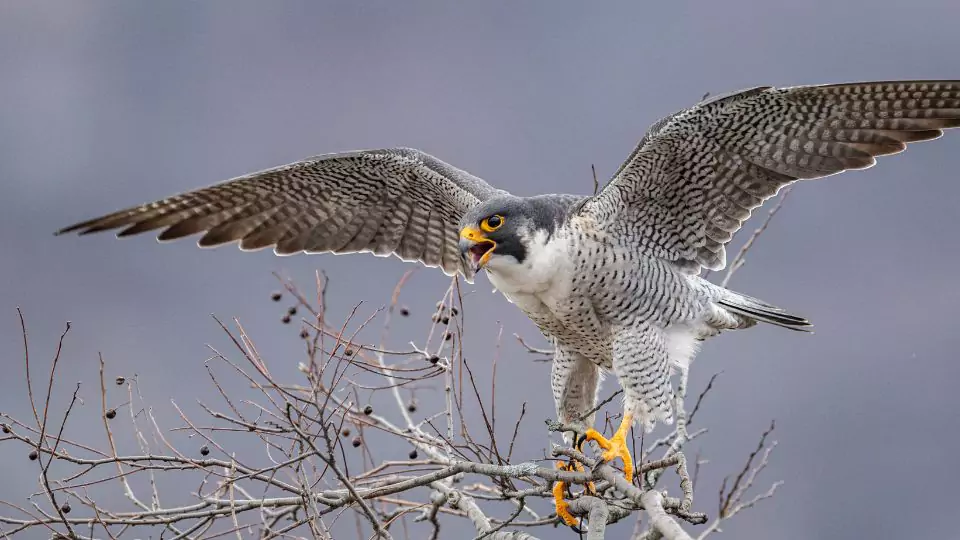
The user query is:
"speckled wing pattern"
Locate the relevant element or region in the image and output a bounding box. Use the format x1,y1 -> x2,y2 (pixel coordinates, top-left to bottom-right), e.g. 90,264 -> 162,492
58,148 -> 508,277
583,80 -> 960,272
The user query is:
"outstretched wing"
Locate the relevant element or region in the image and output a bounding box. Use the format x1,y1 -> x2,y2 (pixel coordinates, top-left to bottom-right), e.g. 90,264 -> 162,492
581,80 -> 960,272
58,147 -> 509,277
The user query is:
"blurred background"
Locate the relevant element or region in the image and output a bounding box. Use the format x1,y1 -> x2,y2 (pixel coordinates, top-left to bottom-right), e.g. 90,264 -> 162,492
2,1 -> 959,538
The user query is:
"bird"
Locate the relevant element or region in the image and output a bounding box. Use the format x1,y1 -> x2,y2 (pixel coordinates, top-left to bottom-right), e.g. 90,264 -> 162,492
58,80 -> 960,526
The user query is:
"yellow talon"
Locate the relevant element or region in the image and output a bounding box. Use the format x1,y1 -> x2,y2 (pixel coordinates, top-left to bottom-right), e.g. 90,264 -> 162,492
553,462 -> 579,526
555,416 -> 633,527
566,457 -> 597,495
553,455 -> 599,527
583,411 -> 635,482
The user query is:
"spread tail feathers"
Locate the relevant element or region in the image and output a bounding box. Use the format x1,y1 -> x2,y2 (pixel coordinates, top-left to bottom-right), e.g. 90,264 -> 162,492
718,291 -> 813,332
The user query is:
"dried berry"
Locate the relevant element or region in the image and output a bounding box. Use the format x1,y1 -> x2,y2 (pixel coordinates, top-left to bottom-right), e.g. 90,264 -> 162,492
287,306 -> 297,316
363,405 -> 373,416
105,409 -> 117,420
271,291 -> 282,302
344,348 -> 354,356
399,307 -> 410,317
28,450 -> 38,461
406,402 -> 417,413
341,428 -> 351,437
442,331 -> 452,341
428,355 -> 440,365
409,449 -> 418,459
436,301 -> 444,310
299,329 -> 309,339
60,503 -> 71,514
281,314 -> 292,324
441,316 -> 449,325
450,306 -> 459,316
115,376 -> 125,385
351,436 -> 362,448
200,445 -> 210,456
430,313 -> 439,323
1,424 -> 10,434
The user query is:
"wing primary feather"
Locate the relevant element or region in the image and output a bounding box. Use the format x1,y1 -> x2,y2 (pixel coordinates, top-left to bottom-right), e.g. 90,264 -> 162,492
198,205 -> 283,248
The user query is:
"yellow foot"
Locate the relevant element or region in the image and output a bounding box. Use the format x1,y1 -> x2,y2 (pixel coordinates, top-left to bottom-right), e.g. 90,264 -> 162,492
554,416 -> 635,527
553,456 -> 599,527
564,458 -> 597,495
583,412 -> 635,482
553,462 -> 579,527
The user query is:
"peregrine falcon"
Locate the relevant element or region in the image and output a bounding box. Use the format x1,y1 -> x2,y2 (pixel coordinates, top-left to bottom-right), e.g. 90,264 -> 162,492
59,80 -> 960,525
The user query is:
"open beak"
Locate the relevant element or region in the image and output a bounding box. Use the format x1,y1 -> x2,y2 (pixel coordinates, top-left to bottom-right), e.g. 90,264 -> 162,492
459,227 -> 496,273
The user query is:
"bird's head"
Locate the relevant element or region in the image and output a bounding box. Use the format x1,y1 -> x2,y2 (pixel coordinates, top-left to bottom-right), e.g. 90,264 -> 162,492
458,196 -> 533,276
458,195 -> 567,277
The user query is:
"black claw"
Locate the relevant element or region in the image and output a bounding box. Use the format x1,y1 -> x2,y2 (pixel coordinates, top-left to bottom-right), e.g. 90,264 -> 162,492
569,523 -> 585,534
574,433 -> 587,452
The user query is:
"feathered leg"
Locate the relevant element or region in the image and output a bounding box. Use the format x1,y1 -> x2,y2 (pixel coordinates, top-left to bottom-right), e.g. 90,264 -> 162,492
550,347 -> 601,527
583,325 -> 674,483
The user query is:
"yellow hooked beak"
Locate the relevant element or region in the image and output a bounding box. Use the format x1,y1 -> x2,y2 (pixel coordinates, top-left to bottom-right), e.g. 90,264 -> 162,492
459,226 -> 497,271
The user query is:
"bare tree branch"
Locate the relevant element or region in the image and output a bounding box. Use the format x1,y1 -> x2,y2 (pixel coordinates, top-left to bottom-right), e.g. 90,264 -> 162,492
4,213 -> 789,540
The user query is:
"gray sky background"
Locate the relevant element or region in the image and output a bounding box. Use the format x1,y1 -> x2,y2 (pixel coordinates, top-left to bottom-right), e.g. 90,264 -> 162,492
2,2 -> 959,539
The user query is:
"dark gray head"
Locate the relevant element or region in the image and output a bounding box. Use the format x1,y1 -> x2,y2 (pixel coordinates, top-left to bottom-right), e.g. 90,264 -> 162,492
457,194 -> 579,275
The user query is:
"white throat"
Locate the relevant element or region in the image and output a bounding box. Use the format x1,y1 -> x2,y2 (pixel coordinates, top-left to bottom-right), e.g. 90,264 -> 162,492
483,228 -> 571,296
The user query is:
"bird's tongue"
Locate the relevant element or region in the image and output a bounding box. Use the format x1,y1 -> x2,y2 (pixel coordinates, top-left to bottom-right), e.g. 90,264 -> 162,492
469,244 -> 489,264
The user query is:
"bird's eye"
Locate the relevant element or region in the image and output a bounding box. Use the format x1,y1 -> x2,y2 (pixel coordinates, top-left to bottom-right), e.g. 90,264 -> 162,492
480,215 -> 504,232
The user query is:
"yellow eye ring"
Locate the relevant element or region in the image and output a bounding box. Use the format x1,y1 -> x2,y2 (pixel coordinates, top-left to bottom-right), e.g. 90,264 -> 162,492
480,215 -> 504,233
